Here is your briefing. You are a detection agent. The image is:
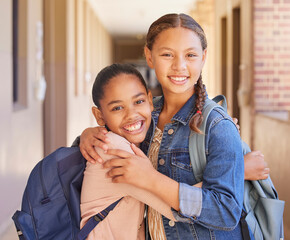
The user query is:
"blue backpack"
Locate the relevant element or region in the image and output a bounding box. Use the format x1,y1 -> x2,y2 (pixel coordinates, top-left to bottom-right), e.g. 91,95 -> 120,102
12,147 -> 121,240
188,95 -> 285,240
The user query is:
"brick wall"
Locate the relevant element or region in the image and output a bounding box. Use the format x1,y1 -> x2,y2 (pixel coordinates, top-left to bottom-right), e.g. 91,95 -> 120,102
253,0 -> 290,112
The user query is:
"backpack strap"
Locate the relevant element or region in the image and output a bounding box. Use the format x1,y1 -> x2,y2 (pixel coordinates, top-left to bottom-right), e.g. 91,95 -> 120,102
77,198 -> 123,240
212,94 -> 227,110
189,95 -> 227,182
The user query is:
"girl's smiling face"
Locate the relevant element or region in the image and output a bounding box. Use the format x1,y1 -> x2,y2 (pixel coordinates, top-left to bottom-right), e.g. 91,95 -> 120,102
145,27 -> 207,98
93,73 -> 153,146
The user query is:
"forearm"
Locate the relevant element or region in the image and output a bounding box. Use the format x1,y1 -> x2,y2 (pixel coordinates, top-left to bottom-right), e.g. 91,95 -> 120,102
142,168 -> 180,211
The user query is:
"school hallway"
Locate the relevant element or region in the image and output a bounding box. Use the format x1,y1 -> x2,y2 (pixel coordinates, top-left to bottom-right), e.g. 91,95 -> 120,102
1,0 -> 290,239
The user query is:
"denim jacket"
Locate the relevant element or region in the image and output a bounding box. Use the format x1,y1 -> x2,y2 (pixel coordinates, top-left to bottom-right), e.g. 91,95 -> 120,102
140,94 -> 244,240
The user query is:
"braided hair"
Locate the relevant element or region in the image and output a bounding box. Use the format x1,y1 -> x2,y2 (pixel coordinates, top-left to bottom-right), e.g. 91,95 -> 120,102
146,13 -> 207,133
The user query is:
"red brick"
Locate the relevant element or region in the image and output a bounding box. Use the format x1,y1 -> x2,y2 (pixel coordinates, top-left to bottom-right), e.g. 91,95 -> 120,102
278,7 -> 290,11
279,23 -> 290,28
255,86 -> 275,90
254,78 -> 265,82
278,102 -> 290,106
255,62 -> 264,67
279,55 -> 290,59
278,70 -> 290,74
256,7 -> 275,12
255,70 -> 275,75
255,46 -> 265,51
279,86 -> 290,90
254,54 -> 274,59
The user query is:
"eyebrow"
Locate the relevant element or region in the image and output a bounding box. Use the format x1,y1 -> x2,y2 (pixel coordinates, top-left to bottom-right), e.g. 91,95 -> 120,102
107,92 -> 146,106
159,47 -> 199,51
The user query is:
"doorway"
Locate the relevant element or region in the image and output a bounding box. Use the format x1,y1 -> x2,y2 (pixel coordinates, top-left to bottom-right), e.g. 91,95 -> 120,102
232,7 -> 241,121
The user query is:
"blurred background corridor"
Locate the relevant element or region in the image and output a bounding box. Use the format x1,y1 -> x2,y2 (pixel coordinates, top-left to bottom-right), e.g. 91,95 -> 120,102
1,0 -> 290,239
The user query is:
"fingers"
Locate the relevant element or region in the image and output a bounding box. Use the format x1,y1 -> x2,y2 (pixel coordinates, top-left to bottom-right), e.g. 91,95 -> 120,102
80,148 -> 96,164
91,138 -> 109,152
95,129 -> 111,144
252,150 -> 264,157
260,167 -> 270,180
80,146 -> 103,164
232,118 -> 238,124
130,143 -> 147,157
232,118 -> 240,132
79,126 -> 110,163
103,157 -> 127,169
106,166 -> 124,178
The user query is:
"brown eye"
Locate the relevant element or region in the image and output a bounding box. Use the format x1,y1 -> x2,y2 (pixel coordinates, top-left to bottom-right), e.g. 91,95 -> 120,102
135,99 -> 145,105
187,53 -> 197,57
112,106 -> 123,111
161,53 -> 172,57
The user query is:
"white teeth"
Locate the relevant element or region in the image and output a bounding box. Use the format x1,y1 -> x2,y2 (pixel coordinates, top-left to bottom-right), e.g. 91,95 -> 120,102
170,76 -> 187,82
124,121 -> 142,132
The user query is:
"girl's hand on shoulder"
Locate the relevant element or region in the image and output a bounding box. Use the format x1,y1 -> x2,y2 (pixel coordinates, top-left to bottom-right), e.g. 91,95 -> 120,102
103,144 -> 155,189
244,150 -> 270,180
232,118 -> 240,133
80,126 -> 110,164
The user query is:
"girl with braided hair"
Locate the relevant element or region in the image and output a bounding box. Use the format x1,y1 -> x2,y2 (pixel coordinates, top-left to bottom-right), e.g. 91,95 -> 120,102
76,13 -> 267,239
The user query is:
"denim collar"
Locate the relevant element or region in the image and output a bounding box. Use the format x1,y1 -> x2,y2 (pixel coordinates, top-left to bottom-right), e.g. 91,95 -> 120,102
152,94 -> 198,126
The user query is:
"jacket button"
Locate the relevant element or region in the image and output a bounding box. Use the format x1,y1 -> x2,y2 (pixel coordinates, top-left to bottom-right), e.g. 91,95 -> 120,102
168,129 -> 174,135
169,220 -> 175,227
159,158 -> 165,165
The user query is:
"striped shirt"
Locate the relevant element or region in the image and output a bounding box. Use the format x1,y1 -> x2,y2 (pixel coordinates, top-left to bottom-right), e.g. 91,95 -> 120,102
147,127 -> 166,240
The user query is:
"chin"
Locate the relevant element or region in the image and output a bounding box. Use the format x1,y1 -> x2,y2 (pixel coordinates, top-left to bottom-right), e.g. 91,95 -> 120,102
129,136 -> 145,146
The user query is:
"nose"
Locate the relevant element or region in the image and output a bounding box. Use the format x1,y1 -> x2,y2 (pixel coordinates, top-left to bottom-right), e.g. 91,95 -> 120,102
172,55 -> 186,71
125,106 -> 138,120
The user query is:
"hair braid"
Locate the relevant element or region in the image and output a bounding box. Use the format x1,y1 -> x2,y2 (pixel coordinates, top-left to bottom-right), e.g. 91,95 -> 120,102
190,75 -> 207,134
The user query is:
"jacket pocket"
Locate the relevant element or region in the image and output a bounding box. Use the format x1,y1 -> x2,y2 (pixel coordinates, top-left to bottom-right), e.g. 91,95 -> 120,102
170,150 -> 192,171
170,150 -> 196,184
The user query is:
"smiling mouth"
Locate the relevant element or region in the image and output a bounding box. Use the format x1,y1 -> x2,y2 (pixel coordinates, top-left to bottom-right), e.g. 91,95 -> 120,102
169,76 -> 189,83
123,120 -> 144,132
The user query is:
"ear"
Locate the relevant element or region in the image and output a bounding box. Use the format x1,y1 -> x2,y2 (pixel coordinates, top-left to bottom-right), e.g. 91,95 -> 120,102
144,46 -> 154,69
92,106 -> 106,126
201,49 -> 207,67
147,90 -> 154,112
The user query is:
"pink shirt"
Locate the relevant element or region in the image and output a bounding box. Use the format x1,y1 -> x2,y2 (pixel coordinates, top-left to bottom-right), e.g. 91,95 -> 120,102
80,132 -> 175,240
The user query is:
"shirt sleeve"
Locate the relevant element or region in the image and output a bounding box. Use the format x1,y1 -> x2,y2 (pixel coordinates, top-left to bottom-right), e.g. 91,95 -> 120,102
171,183 -> 202,223
92,132 -> 176,221
173,118 -> 244,230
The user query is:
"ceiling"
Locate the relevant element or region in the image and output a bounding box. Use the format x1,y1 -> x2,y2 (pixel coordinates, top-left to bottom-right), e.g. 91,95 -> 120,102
88,0 -> 198,38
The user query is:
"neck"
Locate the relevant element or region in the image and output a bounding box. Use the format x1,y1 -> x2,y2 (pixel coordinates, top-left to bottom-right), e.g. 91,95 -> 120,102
162,90 -> 193,117
157,90 -> 194,130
